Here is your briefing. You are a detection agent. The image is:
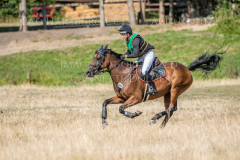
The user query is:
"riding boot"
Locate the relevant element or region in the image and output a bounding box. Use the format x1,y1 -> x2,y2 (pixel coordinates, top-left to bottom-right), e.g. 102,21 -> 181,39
145,71 -> 157,95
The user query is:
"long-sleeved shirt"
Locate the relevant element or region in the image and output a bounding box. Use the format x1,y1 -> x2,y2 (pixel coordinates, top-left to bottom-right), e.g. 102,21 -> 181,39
124,36 -> 155,58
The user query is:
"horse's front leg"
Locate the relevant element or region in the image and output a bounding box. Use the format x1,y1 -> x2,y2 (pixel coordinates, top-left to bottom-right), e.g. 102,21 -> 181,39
119,96 -> 142,118
102,96 -> 124,128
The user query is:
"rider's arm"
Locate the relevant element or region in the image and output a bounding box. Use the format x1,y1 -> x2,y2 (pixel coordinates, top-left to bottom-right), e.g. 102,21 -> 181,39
126,37 -> 140,58
124,50 -> 131,57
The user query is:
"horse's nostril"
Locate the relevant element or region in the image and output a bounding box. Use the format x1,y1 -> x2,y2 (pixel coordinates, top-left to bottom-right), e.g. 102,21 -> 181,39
86,70 -> 90,74
86,70 -> 94,77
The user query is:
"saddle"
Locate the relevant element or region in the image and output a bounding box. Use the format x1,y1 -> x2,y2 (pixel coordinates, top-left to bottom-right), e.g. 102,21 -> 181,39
136,57 -> 167,82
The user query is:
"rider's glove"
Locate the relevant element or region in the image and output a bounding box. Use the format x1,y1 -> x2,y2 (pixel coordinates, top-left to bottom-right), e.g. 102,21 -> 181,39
120,54 -> 128,60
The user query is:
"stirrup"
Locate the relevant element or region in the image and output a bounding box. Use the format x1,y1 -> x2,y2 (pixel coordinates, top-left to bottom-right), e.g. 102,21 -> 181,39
147,88 -> 157,95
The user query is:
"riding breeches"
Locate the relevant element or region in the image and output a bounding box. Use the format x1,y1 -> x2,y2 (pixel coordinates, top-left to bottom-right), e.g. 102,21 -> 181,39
137,50 -> 155,76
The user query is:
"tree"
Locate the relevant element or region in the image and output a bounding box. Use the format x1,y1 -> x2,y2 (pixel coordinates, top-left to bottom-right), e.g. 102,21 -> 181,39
127,0 -> 136,26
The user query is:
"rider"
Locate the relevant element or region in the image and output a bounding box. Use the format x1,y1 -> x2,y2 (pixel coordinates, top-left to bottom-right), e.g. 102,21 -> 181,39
119,25 -> 157,95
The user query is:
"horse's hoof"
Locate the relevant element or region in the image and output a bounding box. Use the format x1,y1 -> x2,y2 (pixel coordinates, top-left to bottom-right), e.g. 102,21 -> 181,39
102,122 -> 108,128
135,110 -> 143,116
149,120 -> 156,124
160,124 -> 166,129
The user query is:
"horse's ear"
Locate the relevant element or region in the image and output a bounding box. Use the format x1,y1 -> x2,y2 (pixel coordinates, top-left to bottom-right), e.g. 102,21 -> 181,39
95,50 -> 99,54
99,45 -> 103,51
103,45 -> 108,51
103,45 -> 108,55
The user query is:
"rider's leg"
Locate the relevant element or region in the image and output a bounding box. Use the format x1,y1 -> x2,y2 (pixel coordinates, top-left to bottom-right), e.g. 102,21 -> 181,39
141,50 -> 155,76
145,71 -> 157,95
142,50 -> 157,95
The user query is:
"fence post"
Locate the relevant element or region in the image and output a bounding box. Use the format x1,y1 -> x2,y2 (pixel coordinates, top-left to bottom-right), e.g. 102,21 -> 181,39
99,0 -> 105,27
22,0 -> 27,31
42,3 -> 47,30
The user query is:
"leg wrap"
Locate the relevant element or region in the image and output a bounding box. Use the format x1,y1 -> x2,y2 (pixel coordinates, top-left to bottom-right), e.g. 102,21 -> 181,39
102,107 -> 107,119
119,106 -> 125,114
155,113 -> 162,120
123,111 -> 136,118
172,105 -> 177,111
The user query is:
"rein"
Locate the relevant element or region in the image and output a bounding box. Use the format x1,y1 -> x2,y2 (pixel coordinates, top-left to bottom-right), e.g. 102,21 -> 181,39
89,52 -> 136,97
89,52 -> 123,75
111,66 -> 136,98
100,57 -> 123,74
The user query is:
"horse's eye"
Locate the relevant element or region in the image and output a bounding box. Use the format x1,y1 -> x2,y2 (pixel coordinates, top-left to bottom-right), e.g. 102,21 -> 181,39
96,57 -> 101,60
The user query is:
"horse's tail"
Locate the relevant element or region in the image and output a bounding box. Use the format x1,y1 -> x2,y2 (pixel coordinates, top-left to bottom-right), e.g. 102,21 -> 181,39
187,42 -> 229,73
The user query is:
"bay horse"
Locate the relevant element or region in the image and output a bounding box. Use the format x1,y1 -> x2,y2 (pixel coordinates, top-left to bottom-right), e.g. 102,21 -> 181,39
85,44 -> 228,128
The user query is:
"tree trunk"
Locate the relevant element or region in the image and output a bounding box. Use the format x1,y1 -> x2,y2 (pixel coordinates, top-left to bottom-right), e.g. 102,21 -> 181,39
99,0 -> 105,27
140,0 -> 145,23
22,0 -> 27,31
187,0 -> 191,18
169,0 -> 173,22
19,0 -> 22,31
141,0 -> 146,21
127,0 -> 136,26
159,0 -> 164,24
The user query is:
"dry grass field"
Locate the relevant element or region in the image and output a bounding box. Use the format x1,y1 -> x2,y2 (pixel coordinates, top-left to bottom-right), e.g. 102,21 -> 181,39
0,79 -> 240,160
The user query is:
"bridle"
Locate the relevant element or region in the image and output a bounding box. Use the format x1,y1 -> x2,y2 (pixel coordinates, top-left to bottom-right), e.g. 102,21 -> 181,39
87,49 -> 135,97
88,50 -> 123,75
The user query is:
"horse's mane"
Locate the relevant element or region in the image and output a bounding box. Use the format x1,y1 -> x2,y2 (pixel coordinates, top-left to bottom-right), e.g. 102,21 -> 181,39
106,49 -> 136,65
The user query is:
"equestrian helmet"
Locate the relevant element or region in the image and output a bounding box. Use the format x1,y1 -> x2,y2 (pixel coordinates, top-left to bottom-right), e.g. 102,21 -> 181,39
119,25 -> 132,34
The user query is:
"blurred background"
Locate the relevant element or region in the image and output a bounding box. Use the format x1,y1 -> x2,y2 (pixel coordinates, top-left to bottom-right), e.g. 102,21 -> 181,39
0,0 -> 239,86
0,0 -> 224,31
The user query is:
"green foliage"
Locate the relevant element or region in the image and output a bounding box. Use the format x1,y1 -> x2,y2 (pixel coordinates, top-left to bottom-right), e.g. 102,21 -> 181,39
0,30 -> 239,86
209,0 -> 240,34
146,12 -> 159,19
0,0 -> 19,22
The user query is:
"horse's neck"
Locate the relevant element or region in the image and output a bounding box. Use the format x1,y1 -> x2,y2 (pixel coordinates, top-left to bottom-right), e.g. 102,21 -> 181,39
108,56 -> 133,83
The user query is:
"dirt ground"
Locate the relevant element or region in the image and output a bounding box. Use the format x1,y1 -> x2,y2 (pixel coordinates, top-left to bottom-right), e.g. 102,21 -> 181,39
0,24 -> 214,56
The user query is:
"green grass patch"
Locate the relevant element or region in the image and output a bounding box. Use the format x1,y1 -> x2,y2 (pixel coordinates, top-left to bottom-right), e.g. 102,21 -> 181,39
0,30 -> 240,86
208,16 -> 240,35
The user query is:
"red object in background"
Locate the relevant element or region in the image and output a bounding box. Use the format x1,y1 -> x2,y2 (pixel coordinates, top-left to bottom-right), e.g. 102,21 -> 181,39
33,6 -> 55,18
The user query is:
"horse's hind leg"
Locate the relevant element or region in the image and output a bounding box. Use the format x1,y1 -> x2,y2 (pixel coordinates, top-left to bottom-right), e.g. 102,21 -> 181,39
150,92 -> 173,124
119,96 -> 142,118
150,90 -> 178,125
161,101 -> 177,128
159,87 -> 180,127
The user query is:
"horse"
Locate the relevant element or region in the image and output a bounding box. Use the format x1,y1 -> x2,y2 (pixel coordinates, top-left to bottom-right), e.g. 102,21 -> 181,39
85,44 -> 228,128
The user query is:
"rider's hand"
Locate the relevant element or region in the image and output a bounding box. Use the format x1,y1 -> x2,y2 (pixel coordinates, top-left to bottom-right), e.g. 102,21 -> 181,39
120,54 -> 128,60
